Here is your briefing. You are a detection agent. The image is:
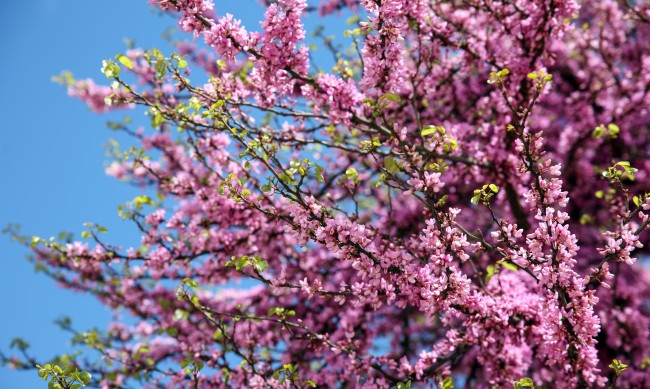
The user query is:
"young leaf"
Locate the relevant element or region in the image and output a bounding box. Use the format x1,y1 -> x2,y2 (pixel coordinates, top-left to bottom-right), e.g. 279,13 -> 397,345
379,93 -> 401,103
421,125 -> 437,137
115,54 -> 133,70
385,157 -> 401,174
513,377 -> 534,389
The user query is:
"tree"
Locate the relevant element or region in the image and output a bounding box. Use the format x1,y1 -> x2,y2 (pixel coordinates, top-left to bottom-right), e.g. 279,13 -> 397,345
3,0 -> 650,387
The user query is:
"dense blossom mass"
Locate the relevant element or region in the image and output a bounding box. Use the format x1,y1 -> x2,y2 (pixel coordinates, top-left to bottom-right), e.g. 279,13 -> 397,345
4,0 -> 650,388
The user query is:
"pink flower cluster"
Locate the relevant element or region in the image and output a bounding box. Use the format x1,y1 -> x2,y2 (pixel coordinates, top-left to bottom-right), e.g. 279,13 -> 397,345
14,0 -> 650,388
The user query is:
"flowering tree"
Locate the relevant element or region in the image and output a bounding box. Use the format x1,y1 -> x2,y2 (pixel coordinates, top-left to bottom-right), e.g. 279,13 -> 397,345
3,0 -> 650,387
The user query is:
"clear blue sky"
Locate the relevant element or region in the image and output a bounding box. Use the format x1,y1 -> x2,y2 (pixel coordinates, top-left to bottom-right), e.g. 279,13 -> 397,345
0,2 -> 175,387
0,1 -> 346,387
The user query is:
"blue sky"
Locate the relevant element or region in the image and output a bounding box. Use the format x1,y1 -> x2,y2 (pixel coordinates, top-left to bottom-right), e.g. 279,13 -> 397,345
0,2 -> 175,387
0,1 -> 347,387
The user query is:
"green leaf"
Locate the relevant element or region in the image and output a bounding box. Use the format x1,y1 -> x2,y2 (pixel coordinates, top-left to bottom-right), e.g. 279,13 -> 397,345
500,260 -> 519,272
607,123 -> 620,135
268,307 -> 282,316
315,165 -> 325,183
345,167 -> 359,180
592,124 -> 605,139
485,264 -> 496,283
152,109 -> 165,128
384,157 -> 401,174
396,381 -> 411,389
488,184 -> 499,193
30,236 -> 41,247
254,260 -> 268,272
527,73 -> 538,79
133,195 -> 154,209
155,58 -> 166,77
513,377 -> 534,389
379,92 -> 401,103
51,71 -> 76,86
78,371 -> 92,385
183,278 -> 199,289
115,54 -> 133,70
421,125 -> 437,137
101,60 -> 120,79
441,376 -> 454,389
609,359 -> 628,376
